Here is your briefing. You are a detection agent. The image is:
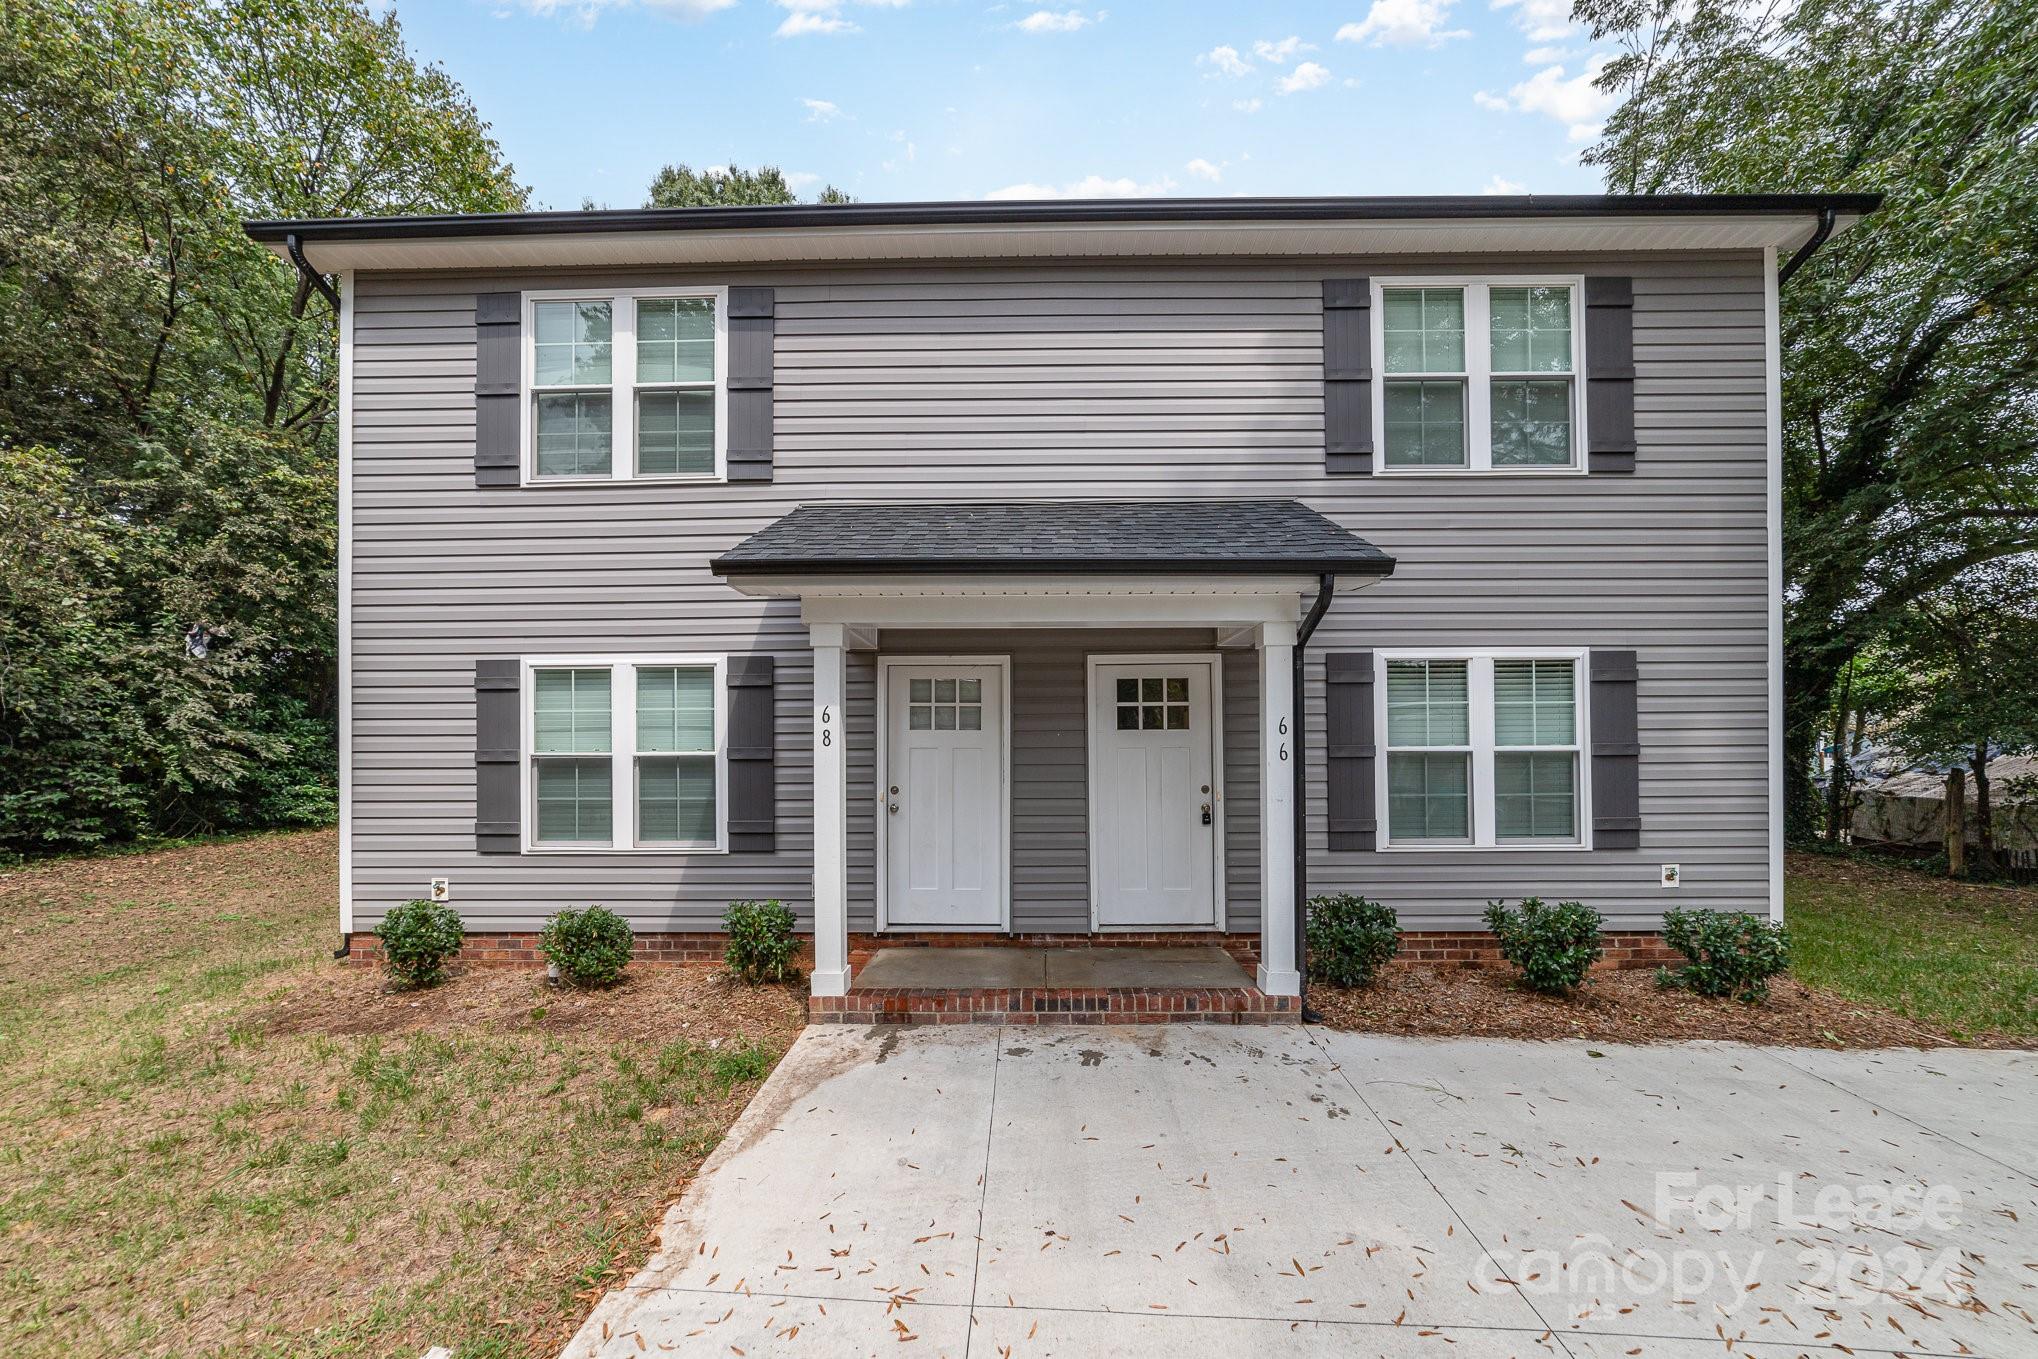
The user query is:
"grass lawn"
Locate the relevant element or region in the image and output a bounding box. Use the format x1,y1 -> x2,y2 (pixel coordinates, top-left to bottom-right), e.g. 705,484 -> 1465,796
0,829 -> 804,1359
1787,848 -> 2038,1042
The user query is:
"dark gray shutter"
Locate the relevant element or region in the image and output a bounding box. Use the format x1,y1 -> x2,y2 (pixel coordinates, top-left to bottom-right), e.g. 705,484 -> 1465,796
726,655 -> 776,852
1584,277 -> 1636,474
1589,649 -> 1640,848
474,292 -> 522,487
726,287 -> 774,483
1325,651 -> 1377,850
1323,279 -> 1373,475
475,659 -> 521,853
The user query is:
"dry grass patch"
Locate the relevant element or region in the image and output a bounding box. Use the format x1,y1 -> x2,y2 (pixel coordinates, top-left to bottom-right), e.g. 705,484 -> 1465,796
0,831 -> 803,1359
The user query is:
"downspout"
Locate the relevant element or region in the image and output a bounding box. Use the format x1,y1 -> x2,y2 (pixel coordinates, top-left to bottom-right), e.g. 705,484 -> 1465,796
286,231 -> 342,312
1776,207 -> 1837,287
333,933 -> 353,960
1293,572 -> 1336,1024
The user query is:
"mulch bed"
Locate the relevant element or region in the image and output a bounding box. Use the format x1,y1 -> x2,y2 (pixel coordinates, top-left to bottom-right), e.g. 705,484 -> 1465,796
1310,964 -> 2022,1048
252,959 -> 805,1049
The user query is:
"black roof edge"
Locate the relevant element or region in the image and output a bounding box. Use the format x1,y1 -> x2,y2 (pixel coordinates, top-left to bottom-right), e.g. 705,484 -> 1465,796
708,556 -> 1399,578
245,193 -> 1884,245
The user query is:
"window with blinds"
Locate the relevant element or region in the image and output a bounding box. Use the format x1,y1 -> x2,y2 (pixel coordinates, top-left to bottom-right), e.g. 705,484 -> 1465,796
527,658 -> 726,850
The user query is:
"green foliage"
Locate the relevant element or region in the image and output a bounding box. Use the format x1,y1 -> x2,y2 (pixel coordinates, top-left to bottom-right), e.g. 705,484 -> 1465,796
1877,566 -> 2038,772
723,899 -> 799,984
0,0 -> 525,852
1580,0 -> 2038,835
1659,908 -> 1792,1004
644,161 -> 852,208
1483,898 -> 1605,995
1305,893 -> 1401,988
542,906 -> 635,987
376,898 -> 465,988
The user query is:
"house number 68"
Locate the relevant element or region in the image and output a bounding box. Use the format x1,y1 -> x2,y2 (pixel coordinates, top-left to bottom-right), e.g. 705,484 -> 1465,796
819,705 -> 833,748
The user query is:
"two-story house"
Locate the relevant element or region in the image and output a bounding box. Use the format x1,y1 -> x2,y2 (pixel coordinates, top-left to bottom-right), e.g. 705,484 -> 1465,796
248,193 -> 1873,1020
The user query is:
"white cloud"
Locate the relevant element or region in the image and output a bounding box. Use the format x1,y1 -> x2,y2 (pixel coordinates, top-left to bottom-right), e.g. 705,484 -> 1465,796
1492,0 -> 1574,42
1335,0 -> 1468,47
1185,157 -> 1223,182
1505,58 -> 1614,139
515,0 -> 733,22
1481,173 -> 1526,193
774,0 -> 906,38
1253,35 -> 1311,63
801,98 -> 844,121
1523,43 -> 1572,62
785,171 -> 823,190
1472,89 -> 1510,111
986,173 -> 1177,200
1232,96 -> 1263,113
1277,60 -> 1331,94
1016,8 -> 1090,31
1199,43 -> 1253,76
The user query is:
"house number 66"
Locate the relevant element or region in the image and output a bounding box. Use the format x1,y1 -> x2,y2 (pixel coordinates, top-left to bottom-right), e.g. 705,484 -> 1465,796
1278,715 -> 1289,761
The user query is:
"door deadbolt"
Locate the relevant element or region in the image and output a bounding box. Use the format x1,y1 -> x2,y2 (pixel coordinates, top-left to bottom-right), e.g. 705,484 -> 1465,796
1201,802 -> 1213,825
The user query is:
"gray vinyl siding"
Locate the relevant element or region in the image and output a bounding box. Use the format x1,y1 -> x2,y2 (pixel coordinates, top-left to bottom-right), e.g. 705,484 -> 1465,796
347,253 -> 1772,934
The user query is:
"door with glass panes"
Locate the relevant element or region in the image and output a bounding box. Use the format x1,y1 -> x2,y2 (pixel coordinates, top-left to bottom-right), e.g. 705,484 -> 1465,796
1090,660 -> 1218,927
882,662 -> 1006,928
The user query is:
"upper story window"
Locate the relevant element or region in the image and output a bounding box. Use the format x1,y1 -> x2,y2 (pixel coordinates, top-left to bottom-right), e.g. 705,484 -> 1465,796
1376,280 -> 1582,474
525,288 -> 726,484
1380,651 -> 1588,849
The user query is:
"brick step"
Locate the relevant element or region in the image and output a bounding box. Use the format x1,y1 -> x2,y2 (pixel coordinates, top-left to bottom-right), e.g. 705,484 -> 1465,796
808,985 -> 1297,1026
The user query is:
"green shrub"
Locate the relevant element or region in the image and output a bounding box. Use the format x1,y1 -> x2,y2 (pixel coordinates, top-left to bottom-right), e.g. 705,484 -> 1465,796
1306,893 -> 1401,988
1483,897 -> 1604,995
724,899 -> 799,984
376,899 -> 464,988
1659,908 -> 1792,1003
541,905 -> 635,987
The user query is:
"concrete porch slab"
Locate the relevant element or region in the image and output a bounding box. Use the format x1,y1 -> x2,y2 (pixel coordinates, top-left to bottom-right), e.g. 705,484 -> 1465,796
850,944 -> 1248,991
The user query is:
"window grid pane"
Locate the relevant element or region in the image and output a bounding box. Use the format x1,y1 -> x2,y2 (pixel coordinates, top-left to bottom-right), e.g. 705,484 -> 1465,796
1115,676 -> 1190,731
908,675 -> 982,734
533,392 -> 613,478
1385,660 -> 1470,747
1488,286 -> 1573,374
1490,378 -> 1573,467
1388,752 -> 1471,841
636,390 -> 715,476
635,297 -> 715,384
1381,287 -> 1466,373
638,754 -> 716,844
636,666 -> 715,753
1495,752 -> 1578,840
532,301 -> 613,386
1383,379 -> 1468,468
535,756 -> 612,843
533,668 -> 612,754
1494,659 -> 1577,747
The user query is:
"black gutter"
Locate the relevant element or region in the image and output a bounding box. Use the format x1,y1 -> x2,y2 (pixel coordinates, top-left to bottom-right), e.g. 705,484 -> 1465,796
1293,572 -> 1336,1025
712,556 -> 1395,578
286,232 -> 342,311
1776,205 -> 1839,286
246,192 -> 1884,246
333,932 -> 352,960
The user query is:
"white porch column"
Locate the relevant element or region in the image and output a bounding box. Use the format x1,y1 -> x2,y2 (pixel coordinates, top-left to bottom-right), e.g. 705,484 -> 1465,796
809,624 -> 851,997
1257,620 -> 1300,996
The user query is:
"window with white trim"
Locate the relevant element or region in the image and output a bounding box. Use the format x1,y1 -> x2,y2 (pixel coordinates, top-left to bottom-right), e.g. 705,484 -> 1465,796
1382,652 -> 1586,847
526,288 -> 725,483
527,657 -> 726,850
1377,281 -> 1581,472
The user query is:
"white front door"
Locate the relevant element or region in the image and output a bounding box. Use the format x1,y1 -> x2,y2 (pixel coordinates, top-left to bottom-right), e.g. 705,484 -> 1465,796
883,662 -> 1006,928
1091,660 -> 1219,928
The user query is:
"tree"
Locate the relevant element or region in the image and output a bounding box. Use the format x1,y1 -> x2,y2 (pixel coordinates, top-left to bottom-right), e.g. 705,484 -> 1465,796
1579,0 -> 2038,835
0,0 -> 526,850
645,162 -> 852,208
1876,564 -> 2038,870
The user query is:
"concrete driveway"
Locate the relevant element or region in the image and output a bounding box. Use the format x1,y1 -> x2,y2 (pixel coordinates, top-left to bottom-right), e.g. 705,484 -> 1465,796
563,1026 -> 2038,1358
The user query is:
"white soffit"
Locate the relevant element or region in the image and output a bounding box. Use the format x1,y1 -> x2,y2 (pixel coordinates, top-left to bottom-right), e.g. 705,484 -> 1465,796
280,214 -> 1853,274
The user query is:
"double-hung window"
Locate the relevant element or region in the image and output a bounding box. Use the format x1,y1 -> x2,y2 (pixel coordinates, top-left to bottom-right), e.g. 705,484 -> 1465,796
526,287 -> 726,483
1377,280 -> 1582,472
1381,651 -> 1587,848
526,656 -> 727,851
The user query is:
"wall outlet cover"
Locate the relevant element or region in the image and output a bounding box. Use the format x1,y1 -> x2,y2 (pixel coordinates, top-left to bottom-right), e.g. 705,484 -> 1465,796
430,877 -> 451,902
1660,864 -> 1681,888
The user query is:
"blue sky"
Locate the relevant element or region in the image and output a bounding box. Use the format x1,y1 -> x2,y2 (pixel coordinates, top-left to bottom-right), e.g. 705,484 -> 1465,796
385,0 -> 1616,209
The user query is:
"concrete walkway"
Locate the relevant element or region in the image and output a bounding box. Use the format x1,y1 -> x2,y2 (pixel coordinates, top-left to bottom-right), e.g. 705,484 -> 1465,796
561,1027 -> 2038,1358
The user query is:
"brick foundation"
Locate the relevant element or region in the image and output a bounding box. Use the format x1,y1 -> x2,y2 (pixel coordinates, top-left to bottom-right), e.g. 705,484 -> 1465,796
344,928 -> 1674,973
809,986 -> 1297,1026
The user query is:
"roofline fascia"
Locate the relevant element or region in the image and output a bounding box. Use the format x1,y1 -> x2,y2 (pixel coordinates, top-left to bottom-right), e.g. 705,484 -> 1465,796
709,557 -> 1398,578
245,193 -> 1884,246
